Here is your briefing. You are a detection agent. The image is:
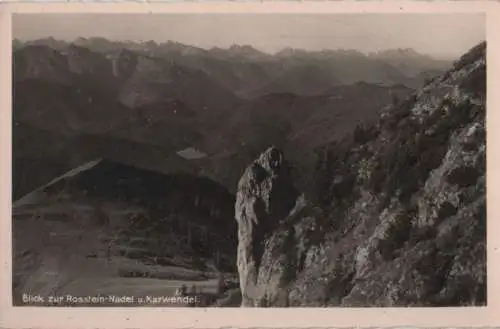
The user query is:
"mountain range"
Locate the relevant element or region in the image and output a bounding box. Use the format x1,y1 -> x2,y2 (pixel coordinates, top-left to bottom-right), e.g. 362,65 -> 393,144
14,37 -> 449,96
11,36 -> 484,307
12,37 -> 449,198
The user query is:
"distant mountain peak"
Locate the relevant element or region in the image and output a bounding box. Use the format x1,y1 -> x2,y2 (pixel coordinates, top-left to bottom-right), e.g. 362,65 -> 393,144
157,40 -> 208,56
73,36 -> 88,44
275,47 -> 305,57
229,44 -> 256,51
227,44 -> 265,56
142,40 -> 158,47
370,47 -> 431,60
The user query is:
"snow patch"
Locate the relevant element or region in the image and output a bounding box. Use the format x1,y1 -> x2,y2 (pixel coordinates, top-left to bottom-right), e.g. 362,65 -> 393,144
176,147 -> 207,160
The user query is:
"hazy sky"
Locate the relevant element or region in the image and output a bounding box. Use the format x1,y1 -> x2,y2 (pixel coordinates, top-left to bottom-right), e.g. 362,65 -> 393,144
13,13 -> 485,58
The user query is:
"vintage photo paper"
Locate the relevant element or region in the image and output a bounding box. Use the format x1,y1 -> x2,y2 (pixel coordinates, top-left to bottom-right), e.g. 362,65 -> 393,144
1,1 -> 499,328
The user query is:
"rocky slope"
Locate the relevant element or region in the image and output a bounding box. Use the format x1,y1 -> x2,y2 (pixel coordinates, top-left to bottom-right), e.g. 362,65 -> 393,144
234,42 -> 486,307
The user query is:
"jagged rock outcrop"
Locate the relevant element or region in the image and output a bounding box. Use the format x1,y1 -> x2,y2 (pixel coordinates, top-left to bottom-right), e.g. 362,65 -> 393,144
235,147 -> 299,306
235,42 -> 486,307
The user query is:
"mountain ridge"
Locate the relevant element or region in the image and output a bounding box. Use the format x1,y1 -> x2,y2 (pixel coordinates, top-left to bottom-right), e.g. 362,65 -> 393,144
11,38 -> 486,308
13,36 -> 459,60
13,37 -> 452,97
13,40 -> 417,197
234,41 -> 486,307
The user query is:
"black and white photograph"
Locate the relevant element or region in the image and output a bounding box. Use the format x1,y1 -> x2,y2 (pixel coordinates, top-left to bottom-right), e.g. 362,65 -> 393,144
9,11 -> 486,309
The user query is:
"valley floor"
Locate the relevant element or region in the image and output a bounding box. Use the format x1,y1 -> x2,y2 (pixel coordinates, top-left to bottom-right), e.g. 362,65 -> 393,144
12,198 -> 240,307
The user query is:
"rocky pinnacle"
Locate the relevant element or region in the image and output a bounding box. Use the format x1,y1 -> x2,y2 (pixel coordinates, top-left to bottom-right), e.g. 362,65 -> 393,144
234,146 -> 298,306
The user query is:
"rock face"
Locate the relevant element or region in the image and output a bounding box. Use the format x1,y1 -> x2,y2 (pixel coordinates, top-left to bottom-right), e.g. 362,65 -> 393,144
235,147 -> 299,306
234,42 -> 486,307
